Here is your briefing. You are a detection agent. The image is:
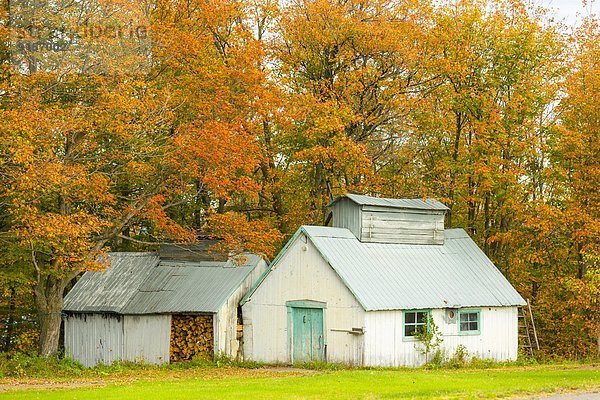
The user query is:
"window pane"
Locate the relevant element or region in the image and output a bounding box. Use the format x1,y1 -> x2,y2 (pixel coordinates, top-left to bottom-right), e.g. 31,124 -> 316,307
405,312 -> 415,324
459,311 -> 480,332
405,325 -> 416,336
417,312 -> 427,323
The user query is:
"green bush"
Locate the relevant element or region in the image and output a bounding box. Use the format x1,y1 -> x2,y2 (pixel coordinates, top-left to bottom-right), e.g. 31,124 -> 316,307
445,345 -> 469,369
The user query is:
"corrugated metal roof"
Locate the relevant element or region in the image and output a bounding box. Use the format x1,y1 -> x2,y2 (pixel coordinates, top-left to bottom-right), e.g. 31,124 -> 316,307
329,194 -> 449,211
63,253 -> 159,313
303,225 -> 525,310
244,226 -> 524,310
124,255 -> 263,313
64,253 -> 264,314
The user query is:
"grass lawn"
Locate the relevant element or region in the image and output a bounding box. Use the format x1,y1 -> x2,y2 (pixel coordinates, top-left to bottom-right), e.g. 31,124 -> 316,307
1,364 -> 599,400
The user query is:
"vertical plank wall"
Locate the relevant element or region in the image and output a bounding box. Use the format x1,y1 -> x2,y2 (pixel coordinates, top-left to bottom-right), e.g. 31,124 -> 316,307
331,197 -> 361,238
242,234 -> 365,364
123,315 -> 171,364
64,313 -> 124,367
363,307 -> 519,367
215,259 -> 268,359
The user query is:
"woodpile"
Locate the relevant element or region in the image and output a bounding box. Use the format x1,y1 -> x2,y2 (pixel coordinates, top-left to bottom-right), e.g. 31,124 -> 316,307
170,314 -> 214,362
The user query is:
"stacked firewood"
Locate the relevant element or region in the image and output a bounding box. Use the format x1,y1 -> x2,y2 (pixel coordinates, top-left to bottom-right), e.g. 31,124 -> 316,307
170,315 -> 214,362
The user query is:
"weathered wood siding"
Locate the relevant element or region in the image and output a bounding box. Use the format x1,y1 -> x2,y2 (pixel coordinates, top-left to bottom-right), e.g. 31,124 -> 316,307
216,258 -> 267,359
363,307 -> 519,367
331,197 -> 361,238
123,315 -> 171,364
242,235 -> 365,364
360,206 -> 445,245
64,313 -> 172,367
64,313 -> 124,367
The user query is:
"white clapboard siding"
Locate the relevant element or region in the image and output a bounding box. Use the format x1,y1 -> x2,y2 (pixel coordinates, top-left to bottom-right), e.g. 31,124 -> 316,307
242,233 -> 365,364
330,198 -> 446,245
361,210 -> 445,245
360,232 -> 445,245
361,206 -> 445,220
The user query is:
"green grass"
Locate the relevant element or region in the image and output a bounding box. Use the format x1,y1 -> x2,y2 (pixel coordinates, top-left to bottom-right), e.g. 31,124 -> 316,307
1,365 -> 599,399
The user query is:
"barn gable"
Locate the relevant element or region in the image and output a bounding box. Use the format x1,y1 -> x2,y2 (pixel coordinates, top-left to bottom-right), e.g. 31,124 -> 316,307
241,230 -> 365,364
243,231 -> 361,309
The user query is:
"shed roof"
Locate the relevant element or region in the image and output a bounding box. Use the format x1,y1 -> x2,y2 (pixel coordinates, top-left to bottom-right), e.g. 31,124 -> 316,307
63,253 -> 264,314
328,194 -> 449,211
243,226 -> 525,310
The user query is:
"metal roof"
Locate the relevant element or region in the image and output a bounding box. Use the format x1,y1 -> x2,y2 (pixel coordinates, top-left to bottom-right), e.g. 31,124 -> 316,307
244,226 -> 525,310
63,253 -> 264,314
124,255 -> 263,313
328,194 -> 449,211
63,253 -> 159,313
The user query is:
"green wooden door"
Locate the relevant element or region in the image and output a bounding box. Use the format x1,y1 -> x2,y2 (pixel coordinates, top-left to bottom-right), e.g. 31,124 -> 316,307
291,307 -> 324,362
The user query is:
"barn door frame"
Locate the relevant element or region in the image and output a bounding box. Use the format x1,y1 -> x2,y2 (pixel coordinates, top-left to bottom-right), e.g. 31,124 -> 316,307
286,300 -> 327,363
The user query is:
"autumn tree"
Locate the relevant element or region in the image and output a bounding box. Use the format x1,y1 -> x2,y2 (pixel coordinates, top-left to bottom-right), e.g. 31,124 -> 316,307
533,16 -> 599,356
253,0 -> 432,231
0,0 -> 280,356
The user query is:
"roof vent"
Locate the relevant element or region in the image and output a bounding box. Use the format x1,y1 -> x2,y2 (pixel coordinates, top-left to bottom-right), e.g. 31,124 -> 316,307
159,242 -> 228,262
328,194 -> 448,245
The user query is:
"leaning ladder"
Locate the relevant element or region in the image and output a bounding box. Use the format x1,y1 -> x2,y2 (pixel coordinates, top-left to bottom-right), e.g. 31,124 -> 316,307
518,299 -> 540,357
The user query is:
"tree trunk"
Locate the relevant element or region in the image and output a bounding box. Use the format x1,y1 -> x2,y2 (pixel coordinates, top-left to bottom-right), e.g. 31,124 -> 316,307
34,274 -> 68,356
447,111 -> 463,229
38,307 -> 62,357
1,287 -> 16,352
597,319 -> 600,358
597,319 -> 600,357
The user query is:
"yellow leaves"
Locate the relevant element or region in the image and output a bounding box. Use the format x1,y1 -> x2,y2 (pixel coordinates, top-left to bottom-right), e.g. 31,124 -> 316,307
173,120 -> 261,199
141,194 -> 196,243
12,211 -> 109,274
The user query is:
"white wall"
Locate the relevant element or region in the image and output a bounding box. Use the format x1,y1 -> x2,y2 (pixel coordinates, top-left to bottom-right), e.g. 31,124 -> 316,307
241,232 -> 519,367
216,259 -> 267,359
64,313 -> 124,367
123,315 -> 171,364
64,313 -> 172,367
242,234 -> 365,364
363,307 -> 519,367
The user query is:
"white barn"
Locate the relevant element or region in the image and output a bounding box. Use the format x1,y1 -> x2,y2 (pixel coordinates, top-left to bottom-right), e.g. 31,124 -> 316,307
241,194 -> 526,367
63,248 -> 266,367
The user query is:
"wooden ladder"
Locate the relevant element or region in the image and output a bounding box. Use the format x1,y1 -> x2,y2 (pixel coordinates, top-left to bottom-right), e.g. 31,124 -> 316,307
518,299 -> 540,357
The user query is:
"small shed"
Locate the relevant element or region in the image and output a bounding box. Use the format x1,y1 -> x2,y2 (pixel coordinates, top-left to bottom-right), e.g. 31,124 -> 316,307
241,194 -> 525,367
63,248 -> 267,367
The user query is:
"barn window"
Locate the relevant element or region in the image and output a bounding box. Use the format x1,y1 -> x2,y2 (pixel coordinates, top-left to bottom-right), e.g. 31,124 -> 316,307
403,310 -> 429,337
458,310 -> 480,334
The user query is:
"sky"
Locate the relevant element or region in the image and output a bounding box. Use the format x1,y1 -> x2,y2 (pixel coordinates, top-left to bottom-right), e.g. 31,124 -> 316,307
538,0 -> 596,25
